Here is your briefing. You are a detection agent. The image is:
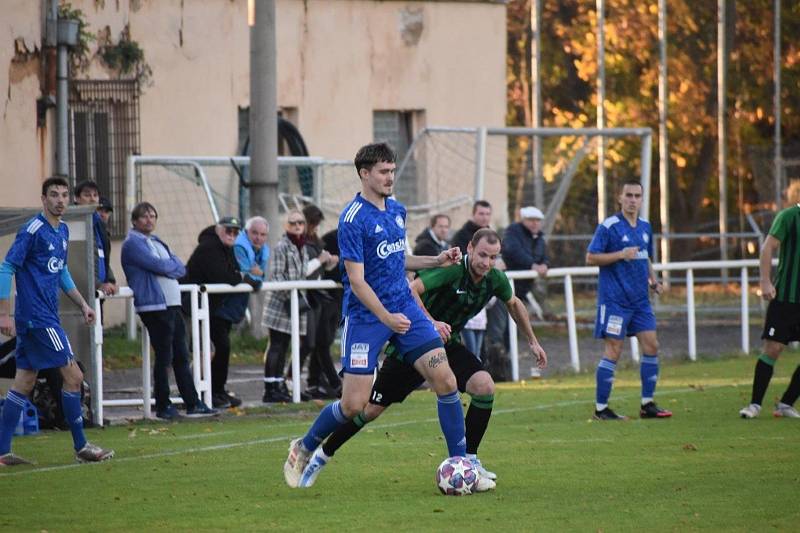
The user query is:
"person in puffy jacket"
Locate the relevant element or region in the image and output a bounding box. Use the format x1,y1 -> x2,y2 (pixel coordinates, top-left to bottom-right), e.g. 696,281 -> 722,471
181,216 -> 259,409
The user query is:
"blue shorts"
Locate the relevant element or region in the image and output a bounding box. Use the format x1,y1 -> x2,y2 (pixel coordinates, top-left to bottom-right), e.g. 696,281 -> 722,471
593,301 -> 656,340
15,326 -> 75,371
340,301 -> 443,375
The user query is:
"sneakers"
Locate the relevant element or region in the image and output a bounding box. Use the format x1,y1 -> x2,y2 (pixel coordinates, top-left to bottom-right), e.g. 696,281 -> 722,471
75,442 -> 115,463
639,402 -> 673,419
471,457 -> 497,481
299,449 -> 329,488
473,474 -> 496,493
263,383 -> 292,403
155,405 -> 183,421
0,452 -> 33,467
212,391 -> 243,409
593,407 -> 627,420
739,403 -> 761,419
773,402 -> 800,418
284,438 -> 312,488
185,401 -> 218,418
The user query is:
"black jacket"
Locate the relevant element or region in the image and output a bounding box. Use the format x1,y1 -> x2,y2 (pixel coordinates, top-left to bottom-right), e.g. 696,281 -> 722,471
501,221 -> 549,295
180,226 -> 258,320
451,220 -> 483,254
413,228 -> 448,257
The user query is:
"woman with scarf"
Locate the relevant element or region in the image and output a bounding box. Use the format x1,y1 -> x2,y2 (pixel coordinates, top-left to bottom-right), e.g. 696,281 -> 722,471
262,210 -> 311,403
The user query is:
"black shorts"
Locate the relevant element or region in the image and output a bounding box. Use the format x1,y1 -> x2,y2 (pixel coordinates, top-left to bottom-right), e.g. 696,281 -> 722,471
761,299 -> 800,344
369,342 -> 485,407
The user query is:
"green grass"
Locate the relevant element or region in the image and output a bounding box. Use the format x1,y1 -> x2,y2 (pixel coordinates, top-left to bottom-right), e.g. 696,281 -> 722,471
3,353 -> 800,531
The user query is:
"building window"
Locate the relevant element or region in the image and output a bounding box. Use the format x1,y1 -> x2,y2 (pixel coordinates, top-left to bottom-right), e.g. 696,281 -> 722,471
373,110 -> 424,205
69,80 -> 141,237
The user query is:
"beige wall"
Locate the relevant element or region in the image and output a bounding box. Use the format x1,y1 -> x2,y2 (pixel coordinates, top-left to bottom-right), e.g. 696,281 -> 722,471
1,0 -> 507,324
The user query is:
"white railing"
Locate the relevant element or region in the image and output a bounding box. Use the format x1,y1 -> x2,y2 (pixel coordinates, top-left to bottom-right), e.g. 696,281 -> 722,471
94,258 -> 768,424
93,279 -> 337,426
505,258 -> 770,381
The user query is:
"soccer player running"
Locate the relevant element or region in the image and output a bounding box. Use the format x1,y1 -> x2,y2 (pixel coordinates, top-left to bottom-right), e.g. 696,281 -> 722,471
283,142 -> 466,487
586,180 -> 672,420
297,228 -> 548,489
0,177 -> 114,466
739,183 -> 800,419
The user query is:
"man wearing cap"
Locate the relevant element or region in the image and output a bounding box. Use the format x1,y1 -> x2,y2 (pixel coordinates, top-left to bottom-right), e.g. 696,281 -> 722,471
74,181 -> 117,297
181,216 -> 260,408
97,196 -> 114,226
501,206 -> 550,318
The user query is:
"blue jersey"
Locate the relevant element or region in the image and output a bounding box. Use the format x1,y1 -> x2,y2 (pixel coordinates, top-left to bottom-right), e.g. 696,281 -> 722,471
338,193 -> 411,323
588,213 -> 653,306
4,214 -> 69,333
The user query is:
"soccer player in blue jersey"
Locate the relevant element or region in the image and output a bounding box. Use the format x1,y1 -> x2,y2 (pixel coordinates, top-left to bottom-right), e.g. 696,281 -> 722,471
283,142 -> 467,488
586,180 -> 672,420
0,177 -> 114,466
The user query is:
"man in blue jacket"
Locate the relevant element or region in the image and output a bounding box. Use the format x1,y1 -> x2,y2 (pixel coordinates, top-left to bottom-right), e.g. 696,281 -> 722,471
120,202 -> 216,420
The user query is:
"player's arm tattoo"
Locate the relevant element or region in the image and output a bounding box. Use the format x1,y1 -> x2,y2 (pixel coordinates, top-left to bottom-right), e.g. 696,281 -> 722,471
427,351 -> 447,369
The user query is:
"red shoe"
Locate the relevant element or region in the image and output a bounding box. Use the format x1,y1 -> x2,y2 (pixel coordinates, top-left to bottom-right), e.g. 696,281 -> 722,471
640,402 -> 672,418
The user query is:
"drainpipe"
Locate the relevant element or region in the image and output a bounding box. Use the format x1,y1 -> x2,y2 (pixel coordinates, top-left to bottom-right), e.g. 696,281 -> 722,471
53,3 -> 79,177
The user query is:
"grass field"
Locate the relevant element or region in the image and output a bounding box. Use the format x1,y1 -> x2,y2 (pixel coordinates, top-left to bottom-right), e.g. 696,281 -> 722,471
2,353 -> 799,532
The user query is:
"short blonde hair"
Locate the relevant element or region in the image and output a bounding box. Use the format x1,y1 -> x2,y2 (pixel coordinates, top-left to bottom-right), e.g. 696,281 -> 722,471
786,181 -> 800,205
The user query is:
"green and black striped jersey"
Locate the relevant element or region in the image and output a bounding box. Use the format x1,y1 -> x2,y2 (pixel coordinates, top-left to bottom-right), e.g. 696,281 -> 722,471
769,204 -> 800,303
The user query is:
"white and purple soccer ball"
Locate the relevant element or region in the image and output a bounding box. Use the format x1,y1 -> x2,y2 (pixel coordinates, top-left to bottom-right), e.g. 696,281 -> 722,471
435,456 -> 478,496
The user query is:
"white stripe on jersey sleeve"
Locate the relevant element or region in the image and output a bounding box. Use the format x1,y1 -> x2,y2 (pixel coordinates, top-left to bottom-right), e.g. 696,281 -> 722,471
27,219 -> 44,234
601,215 -> 620,228
344,202 -> 363,223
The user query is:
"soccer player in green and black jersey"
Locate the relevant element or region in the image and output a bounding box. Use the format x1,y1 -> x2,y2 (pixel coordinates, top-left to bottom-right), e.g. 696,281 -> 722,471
740,183 -> 800,419
297,228 -> 548,488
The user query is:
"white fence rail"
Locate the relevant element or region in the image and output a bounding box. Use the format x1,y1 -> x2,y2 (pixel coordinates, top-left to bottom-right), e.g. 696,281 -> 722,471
94,259 -> 766,425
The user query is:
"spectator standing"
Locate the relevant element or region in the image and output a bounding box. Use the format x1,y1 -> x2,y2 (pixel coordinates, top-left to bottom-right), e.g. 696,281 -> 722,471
501,206 -> 551,318
262,210 -> 311,403
413,214 -> 450,256
74,181 -> 117,297
181,216 -> 259,409
452,200 -> 492,253
97,196 -> 114,226
302,205 -> 341,400
461,307 -> 487,361
120,202 -> 216,420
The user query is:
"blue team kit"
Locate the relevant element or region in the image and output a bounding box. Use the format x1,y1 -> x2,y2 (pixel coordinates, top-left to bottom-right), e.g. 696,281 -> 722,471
588,213 -> 657,339
3,214 -> 76,370
337,194 -> 442,373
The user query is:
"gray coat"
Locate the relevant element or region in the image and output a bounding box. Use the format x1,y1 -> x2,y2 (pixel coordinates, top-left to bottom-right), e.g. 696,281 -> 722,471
261,234 -> 309,335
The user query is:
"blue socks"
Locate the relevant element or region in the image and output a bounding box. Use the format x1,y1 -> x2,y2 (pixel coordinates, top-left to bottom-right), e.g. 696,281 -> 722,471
437,390 -> 466,457
302,400 -> 347,452
595,358 -> 617,410
61,390 -> 87,451
640,354 -> 659,404
0,390 -> 26,454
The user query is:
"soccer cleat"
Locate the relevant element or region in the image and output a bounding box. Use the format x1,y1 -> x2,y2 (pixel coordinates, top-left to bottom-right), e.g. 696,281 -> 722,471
284,438 -> 312,488
739,403 -> 761,419
639,401 -> 672,419
471,458 -> 497,481
472,474 -> 496,493
593,407 -> 627,420
773,403 -> 800,418
75,442 -> 115,463
0,452 -> 33,467
298,449 -> 329,488
224,391 -> 243,408
185,401 -> 218,418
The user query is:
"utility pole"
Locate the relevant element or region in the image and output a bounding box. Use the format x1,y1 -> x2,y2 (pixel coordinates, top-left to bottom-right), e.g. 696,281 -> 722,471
250,0 -> 280,247
718,0 -> 729,282
658,0 -> 670,281
774,0 -> 782,207
596,0 -> 607,222
531,0 -> 543,209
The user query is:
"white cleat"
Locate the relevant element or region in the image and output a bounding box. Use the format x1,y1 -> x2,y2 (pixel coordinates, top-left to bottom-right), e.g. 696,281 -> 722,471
773,403 -> 800,418
472,474 -> 496,493
739,403 -> 761,419
283,438 -> 312,488
299,449 -> 329,488
471,458 -> 497,481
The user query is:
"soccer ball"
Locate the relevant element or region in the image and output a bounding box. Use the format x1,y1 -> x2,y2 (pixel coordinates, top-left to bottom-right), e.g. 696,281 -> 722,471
435,456 -> 478,496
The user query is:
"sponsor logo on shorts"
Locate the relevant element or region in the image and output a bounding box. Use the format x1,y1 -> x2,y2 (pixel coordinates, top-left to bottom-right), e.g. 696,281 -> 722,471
377,239 -> 405,259
606,315 -> 624,336
350,342 -> 369,368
